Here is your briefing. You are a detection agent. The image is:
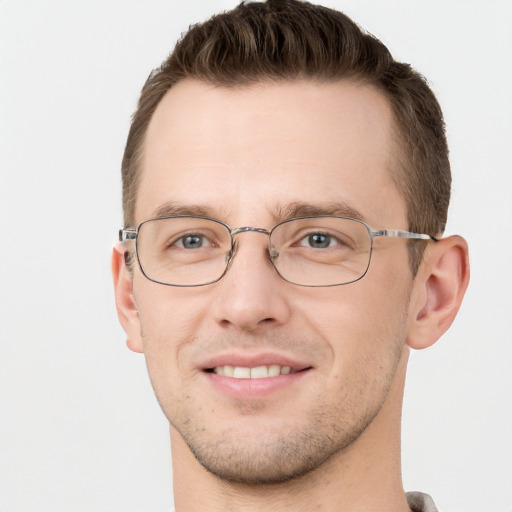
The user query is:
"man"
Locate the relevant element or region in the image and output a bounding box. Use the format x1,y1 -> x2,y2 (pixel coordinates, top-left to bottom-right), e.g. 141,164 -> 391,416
112,1 -> 469,510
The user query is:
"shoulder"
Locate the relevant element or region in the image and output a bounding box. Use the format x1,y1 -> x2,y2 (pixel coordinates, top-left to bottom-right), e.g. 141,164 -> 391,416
406,491 -> 439,512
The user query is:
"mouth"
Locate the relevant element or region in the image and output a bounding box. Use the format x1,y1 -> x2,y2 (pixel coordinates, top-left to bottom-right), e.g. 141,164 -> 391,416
205,364 -> 310,379
201,357 -> 313,398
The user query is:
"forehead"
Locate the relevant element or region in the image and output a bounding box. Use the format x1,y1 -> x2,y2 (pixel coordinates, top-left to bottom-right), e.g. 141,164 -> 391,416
137,79 -> 406,227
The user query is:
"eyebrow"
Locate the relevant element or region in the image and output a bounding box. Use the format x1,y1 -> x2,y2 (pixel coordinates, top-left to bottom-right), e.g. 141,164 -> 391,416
271,201 -> 366,223
149,199 -> 366,224
152,201 -> 220,219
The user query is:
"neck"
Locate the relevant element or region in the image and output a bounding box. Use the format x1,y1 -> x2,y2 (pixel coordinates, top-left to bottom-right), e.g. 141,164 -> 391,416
172,349 -> 412,512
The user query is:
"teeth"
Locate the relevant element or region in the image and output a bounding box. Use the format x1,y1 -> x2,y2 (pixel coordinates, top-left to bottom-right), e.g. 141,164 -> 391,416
233,366 -> 251,378
268,364 -> 281,377
213,365 -> 293,378
250,366 -> 268,379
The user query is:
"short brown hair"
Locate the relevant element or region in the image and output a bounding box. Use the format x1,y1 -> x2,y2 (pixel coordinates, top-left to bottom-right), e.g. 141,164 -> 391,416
122,0 -> 450,273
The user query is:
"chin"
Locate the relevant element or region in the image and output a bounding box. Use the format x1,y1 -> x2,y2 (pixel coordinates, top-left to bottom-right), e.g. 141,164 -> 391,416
171,404 -> 373,485
189,436 -> 337,485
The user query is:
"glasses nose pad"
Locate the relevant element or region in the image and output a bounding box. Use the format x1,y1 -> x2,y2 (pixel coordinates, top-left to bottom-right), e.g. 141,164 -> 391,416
269,246 -> 279,261
225,241 -> 237,268
224,238 -> 239,270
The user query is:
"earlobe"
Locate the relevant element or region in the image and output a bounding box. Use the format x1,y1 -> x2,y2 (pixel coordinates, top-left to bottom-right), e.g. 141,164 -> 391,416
407,235 -> 470,350
112,245 -> 144,353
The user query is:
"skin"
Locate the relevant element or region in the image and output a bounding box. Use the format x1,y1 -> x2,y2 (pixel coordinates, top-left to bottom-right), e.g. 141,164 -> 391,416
113,79 -> 469,511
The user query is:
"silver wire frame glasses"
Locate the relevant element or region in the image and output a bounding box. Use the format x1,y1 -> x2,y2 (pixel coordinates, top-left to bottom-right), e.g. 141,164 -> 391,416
119,215 -> 437,287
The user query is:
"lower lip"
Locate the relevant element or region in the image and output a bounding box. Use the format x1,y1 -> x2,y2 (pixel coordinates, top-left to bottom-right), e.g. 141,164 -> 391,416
203,370 -> 311,399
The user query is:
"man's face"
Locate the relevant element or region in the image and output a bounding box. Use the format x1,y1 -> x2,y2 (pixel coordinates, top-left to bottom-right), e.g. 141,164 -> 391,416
130,79 -> 415,483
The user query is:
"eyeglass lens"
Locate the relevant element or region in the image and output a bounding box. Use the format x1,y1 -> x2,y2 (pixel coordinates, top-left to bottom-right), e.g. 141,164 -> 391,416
135,217 -> 372,287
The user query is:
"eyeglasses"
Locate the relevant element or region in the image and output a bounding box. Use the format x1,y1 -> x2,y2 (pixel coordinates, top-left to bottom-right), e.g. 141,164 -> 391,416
119,215 -> 437,287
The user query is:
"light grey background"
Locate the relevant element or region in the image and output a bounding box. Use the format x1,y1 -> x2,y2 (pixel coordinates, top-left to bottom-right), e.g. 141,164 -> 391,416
1,1 -> 511,511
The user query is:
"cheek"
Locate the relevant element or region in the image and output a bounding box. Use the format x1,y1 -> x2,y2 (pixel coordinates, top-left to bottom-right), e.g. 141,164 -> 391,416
133,280 -> 212,383
136,293 -> 202,415
295,268 -> 411,369
135,275 -> 210,338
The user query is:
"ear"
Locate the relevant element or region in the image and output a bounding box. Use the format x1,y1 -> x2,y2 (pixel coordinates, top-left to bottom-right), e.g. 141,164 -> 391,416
407,235 -> 470,350
112,244 -> 144,353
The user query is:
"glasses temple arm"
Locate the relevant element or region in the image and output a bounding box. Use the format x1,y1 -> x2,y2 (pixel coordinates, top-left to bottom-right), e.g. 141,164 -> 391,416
371,229 -> 438,242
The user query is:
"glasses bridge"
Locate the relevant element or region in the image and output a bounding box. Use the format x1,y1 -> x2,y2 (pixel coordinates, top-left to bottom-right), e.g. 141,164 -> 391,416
230,226 -> 271,236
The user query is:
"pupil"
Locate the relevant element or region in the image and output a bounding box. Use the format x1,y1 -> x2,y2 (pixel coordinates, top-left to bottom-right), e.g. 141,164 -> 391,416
309,234 -> 329,248
183,235 -> 202,248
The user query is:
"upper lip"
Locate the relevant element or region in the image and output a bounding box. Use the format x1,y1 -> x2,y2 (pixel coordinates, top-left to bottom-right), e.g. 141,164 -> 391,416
200,352 -> 312,372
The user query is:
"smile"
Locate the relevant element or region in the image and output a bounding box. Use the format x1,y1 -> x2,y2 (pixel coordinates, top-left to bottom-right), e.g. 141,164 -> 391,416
202,359 -> 313,398
211,365 -> 293,378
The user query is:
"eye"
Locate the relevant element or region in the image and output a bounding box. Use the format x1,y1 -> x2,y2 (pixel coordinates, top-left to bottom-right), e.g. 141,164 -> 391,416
299,233 -> 340,249
174,234 -> 209,249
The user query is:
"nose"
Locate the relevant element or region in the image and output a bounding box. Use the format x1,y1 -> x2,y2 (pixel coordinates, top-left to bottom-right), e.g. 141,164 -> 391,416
211,232 -> 291,332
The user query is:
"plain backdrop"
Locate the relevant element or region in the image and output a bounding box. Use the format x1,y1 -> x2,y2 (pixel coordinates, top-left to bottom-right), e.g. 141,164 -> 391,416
1,1 -> 511,511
